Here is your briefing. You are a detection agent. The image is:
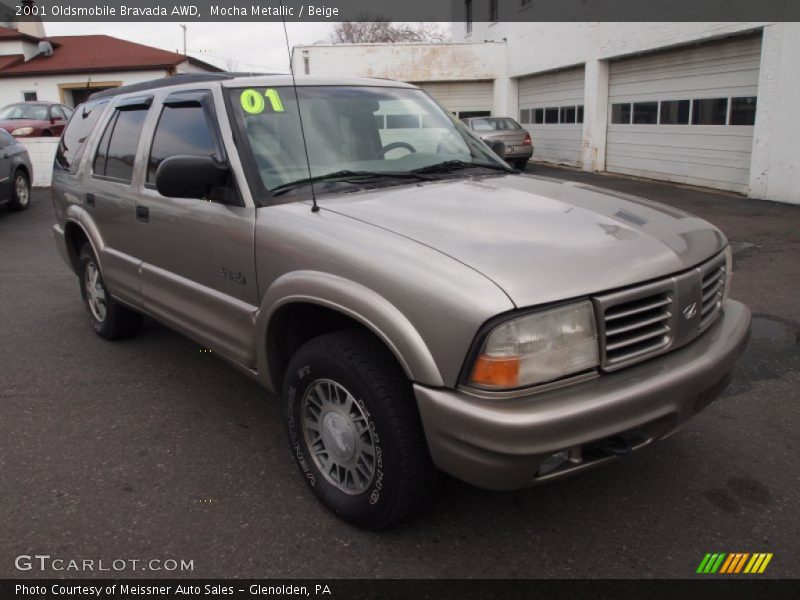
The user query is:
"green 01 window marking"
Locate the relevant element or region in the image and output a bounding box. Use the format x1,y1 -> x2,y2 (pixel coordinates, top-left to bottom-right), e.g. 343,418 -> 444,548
240,88 -> 284,114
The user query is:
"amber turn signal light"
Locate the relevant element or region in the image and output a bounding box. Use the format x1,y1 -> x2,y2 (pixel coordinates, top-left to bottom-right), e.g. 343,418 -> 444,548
470,355 -> 520,389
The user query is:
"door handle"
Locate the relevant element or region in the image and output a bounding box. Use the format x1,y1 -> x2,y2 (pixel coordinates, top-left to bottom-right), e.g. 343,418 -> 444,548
85,193 -> 95,207
136,205 -> 149,222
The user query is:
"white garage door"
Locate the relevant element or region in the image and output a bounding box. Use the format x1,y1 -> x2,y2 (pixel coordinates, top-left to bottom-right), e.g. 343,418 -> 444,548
518,67 -> 585,166
607,33 -> 762,193
414,81 -> 494,118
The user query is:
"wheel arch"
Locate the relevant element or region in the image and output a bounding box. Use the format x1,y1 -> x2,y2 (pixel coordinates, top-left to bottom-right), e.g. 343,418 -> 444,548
257,271 -> 444,394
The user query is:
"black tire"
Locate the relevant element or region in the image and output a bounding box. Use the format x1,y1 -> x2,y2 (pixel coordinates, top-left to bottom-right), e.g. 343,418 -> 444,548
514,158 -> 529,171
283,329 -> 440,530
78,244 -> 142,340
9,170 -> 30,211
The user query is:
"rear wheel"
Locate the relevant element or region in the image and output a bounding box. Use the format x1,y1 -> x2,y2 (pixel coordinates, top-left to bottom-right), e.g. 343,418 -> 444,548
283,329 -> 440,529
514,158 -> 529,171
78,244 -> 142,340
9,170 -> 30,211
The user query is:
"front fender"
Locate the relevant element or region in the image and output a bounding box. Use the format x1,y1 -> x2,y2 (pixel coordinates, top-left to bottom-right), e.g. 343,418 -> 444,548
256,270 -> 444,393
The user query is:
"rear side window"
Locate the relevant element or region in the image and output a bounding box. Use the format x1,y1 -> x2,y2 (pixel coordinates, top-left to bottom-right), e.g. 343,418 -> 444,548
54,99 -> 109,172
93,108 -> 148,183
147,104 -> 217,185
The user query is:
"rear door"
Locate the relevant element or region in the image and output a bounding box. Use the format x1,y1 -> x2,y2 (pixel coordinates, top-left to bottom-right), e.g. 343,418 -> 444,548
134,88 -> 258,366
83,95 -> 152,307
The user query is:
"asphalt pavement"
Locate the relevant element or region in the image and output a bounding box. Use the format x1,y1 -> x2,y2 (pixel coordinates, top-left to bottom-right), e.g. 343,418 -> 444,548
1,169 -> 798,579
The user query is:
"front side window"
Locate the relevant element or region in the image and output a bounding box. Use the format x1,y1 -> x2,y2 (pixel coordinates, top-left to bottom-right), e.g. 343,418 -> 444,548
93,108 -> 148,183
147,104 -> 218,185
0,129 -> 15,148
0,103 -> 49,121
226,85 -> 509,201
55,99 -> 109,172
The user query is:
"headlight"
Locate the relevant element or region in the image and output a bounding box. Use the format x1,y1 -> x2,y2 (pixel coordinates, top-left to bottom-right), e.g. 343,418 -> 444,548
469,300 -> 599,390
11,127 -> 34,136
723,245 -> 733,301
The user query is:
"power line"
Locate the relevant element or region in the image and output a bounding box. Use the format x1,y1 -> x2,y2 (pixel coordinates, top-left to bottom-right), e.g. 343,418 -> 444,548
186,49 -> 288,73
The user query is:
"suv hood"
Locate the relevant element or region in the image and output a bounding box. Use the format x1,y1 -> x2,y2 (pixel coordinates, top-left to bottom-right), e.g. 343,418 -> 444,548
320,174 -> 727,308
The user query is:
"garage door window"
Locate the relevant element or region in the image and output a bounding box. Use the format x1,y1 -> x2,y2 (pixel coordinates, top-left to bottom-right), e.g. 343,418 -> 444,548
544,107 -> 559,124
577,105 -> 584,123
730,97 -> 757,126
659,100 -> 690,125
519,109 -> 530,124
560,106 -> 576,124
533,109 -> 544,124
692,98 -> 728,125
611,103 -> 631,124
633,102 -> 658,124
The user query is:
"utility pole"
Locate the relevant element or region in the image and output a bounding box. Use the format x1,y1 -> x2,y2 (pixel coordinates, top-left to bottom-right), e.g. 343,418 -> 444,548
179,24 -> 187,55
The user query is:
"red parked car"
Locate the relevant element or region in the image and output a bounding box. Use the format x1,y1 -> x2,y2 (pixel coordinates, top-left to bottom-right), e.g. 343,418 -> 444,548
0,101 -> 73,138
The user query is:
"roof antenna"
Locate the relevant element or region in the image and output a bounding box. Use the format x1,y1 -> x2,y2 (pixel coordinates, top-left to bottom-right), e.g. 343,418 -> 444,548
280,2 -> 319,213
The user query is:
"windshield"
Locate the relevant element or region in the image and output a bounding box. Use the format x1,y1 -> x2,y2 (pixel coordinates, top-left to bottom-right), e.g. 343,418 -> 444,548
226,85 -> 510,200
469,117 -> 521,132
0,103 -> 49,120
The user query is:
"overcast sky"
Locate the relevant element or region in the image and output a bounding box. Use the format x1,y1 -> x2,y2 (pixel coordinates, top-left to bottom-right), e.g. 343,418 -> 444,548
44,22 -> 337,72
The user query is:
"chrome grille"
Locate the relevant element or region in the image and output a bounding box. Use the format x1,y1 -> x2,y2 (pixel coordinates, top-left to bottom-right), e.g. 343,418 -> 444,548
699,256 -> 727,331
594,279 -> 674,370
594,250 -> 728,372
603,292 -> 672,366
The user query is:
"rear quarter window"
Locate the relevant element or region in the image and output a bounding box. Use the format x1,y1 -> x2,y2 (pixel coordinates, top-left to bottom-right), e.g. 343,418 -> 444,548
54,99 -> 109,173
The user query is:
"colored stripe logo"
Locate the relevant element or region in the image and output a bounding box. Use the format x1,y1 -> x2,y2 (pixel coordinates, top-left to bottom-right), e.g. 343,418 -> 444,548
697,553 -> 773,574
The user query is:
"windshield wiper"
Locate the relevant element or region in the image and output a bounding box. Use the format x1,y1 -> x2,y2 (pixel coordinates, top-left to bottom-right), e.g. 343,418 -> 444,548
270,170 -> 430,197
410,160 -> 511,175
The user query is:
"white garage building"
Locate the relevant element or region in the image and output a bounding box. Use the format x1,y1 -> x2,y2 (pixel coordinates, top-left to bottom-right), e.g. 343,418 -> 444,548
293,22 -> 800,205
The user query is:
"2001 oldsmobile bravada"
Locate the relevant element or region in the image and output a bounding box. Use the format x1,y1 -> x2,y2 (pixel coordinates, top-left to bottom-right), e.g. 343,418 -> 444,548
51,74 -> 751,529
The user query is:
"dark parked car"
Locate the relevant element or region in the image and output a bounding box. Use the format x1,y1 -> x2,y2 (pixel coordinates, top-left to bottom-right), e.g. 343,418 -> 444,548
0,101 -> 73,138
463,116 -> 533,170
0,129 -> 32,211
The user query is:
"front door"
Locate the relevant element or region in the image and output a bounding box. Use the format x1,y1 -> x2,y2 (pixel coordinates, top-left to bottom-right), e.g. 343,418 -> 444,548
134,89 -> 258,367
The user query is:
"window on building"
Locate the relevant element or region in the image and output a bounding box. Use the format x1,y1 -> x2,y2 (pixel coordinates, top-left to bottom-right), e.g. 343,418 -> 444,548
303,56 -> 310,75
544,107 -> 559,124
519,109 -> 531,124
22,91 -> 37,102
533,108 -> 544,124
489,0 -> 498,21
576,105 -> 584,123
465,0 -> 473,34
560,106 -> 577,124
632,101 -> 658,124
147,104 -> 219,185
729,96 -> 757,126
659,100 -> 690,125
55,99 -> 109,173
93,108 -> 148,183
692,98 -> 728,125
611,103 -> 631,124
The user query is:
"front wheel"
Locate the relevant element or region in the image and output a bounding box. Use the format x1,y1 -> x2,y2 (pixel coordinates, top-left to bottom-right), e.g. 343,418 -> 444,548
283,330 -> 440,529
9,170 -> 30,211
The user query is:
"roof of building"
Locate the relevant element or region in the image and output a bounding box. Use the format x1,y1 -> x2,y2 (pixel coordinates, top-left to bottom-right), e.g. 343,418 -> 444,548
0,26 -> 221,77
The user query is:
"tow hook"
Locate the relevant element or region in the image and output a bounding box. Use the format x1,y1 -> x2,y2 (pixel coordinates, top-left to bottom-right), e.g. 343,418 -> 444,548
600,435 -> 633,457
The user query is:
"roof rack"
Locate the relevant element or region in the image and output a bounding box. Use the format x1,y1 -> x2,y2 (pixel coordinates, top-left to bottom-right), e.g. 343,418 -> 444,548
87,72 -> 269,101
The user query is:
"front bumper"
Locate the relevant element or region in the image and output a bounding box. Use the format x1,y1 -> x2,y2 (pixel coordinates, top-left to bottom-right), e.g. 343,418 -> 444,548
414,299 -> 751,490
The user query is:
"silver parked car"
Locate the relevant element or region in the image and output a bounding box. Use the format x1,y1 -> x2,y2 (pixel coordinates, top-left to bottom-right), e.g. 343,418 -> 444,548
462,116 -> 534,170
0,129 -> 32,211
51,74 -> 750,529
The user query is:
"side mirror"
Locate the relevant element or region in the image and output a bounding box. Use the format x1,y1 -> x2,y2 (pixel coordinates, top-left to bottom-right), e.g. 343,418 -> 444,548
155,155 -> 230,200
486,139 -> 506,159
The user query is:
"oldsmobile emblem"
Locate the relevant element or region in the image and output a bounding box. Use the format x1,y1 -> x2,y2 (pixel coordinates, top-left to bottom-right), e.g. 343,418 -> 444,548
683,302 -> 699,320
